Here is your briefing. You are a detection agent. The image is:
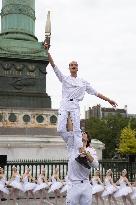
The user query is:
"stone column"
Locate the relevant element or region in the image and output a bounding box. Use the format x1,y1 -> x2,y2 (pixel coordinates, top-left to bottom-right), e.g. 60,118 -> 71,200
1,0 -> 36,41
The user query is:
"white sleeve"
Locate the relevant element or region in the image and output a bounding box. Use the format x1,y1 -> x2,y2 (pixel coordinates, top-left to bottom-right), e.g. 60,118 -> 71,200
90,159 -> 99,169
85,81 -> 98,96
53,66 -> 65,82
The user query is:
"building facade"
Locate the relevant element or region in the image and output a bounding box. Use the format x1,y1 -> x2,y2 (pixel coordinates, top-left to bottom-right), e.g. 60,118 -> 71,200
85,104 -> 127,119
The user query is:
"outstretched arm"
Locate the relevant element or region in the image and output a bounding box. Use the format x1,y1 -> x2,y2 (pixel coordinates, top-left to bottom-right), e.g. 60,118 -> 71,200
44,43 -> 65,82
97,93 -> 118,108
48,52 -> 55,68
58,113 -> 75,151
85,81 -> 118,108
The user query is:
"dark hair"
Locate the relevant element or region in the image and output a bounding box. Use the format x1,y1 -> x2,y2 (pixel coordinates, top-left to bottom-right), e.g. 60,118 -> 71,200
85,131 -> 91,147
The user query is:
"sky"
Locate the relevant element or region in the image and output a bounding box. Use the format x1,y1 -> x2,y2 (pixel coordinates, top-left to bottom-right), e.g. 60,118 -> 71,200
0,0 -> 136,118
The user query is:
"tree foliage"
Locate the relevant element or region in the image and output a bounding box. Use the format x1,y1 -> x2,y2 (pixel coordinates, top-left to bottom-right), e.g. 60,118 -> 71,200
85,114 -> 136,158
118,124 -> 136,154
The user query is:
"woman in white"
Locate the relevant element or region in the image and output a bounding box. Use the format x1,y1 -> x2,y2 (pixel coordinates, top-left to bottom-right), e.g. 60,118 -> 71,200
9,166 -> 24,205
91,169 -> 104,205
22,167 -> 36,202
114,169 -> 134,205
33,168 -> 49,205
131,180 -> 136,200
102,169 -> 118,205
48,167 -> 63,204
60,175 -> 68,195
0,167 -> 9,201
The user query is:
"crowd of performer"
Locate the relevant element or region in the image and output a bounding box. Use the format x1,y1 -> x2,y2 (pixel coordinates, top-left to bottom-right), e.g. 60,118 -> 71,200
0,166 -> 136,205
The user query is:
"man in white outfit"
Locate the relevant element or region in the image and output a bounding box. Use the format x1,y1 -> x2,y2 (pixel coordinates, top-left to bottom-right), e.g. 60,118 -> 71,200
45,45 -> 117,165
61,114 -> 99,205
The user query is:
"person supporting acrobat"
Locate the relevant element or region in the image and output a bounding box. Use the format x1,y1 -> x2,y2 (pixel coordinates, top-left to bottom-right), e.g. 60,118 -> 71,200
61,113 -> 99,205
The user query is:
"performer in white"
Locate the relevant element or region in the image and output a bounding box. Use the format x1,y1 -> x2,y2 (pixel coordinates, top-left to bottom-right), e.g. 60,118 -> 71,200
131,180 -> 136,200
45,44 -> 117,166
0,167 -> 9,201
91,169 -> 104,205
22,167 -> 36,202
48,167 -> 63,204
60,113 -> 99,205
60,175 -> 68,195
102,169 -> 118,205
33,168 -> 49,205
9,166 -> 24,205
114,169 -> 134,205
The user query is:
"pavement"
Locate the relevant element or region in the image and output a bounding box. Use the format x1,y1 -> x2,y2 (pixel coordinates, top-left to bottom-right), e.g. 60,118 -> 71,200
0,197 -> 136,205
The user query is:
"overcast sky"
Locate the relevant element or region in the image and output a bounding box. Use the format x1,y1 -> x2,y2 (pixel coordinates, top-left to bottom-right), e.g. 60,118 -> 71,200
0,0 -> 136,117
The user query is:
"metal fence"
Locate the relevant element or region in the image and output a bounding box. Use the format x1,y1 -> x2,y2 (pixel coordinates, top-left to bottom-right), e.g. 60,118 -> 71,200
4,160 -> 136,182
5,160 -> 68,180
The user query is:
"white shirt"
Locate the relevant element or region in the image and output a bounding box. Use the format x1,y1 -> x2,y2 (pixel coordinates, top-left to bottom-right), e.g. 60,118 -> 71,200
62,132 -> 99,181
53,66 -> 98,110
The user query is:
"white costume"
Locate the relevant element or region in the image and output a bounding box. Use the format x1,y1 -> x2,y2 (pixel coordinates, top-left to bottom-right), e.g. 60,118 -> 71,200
0,176 -> 9,194
10,175 -> 24,191
53,66 -> 98,148
23,175 -> 36,192
91,177 -> 104,195
102,177 -> 117,197
61,131 -> 99,205
48,176 -> 63,193
114,177 -> 132,198
60,175 -> 68,194
33,174 -> 49,193
131,186 -> 136,199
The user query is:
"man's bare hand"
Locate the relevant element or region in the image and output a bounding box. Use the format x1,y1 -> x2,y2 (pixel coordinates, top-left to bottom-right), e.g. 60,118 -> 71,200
108,99 -> 118,109
86,151 -> 94,162
43,42 -> 49,50
97,93 -> 118,109
43,44 -> 55,68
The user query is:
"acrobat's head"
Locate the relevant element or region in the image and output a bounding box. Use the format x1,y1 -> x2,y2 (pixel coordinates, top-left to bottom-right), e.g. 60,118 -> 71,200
69,61 -> 78,76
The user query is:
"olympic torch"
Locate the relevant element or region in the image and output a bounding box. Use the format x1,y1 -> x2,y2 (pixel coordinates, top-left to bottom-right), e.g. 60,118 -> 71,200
44,11 -> 51,49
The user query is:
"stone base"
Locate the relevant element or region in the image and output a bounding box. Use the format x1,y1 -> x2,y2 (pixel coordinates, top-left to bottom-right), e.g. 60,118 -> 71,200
0,92 -> 51,108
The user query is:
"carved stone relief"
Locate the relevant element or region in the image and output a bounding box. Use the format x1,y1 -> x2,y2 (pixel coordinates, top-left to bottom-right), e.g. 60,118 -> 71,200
10,77 -> 36,90
0,62 -> 39,76
1,4 -> 35,20
14,64 -> 25,72
1,63 -> 13,71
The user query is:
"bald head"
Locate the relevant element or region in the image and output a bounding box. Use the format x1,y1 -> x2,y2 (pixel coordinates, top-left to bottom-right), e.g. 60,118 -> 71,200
69,61 -> 78,77
69,61 -> 78,66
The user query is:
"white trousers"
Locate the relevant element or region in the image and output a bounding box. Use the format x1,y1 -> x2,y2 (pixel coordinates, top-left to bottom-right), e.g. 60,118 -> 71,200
57,109 -> 83,148
66,180 -> 92,205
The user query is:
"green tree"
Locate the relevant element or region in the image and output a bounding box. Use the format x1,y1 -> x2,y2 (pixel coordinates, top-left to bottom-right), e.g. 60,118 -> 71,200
129,117 -> 136,130
85,114 -> 129,158
118,124 -> 136,154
